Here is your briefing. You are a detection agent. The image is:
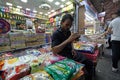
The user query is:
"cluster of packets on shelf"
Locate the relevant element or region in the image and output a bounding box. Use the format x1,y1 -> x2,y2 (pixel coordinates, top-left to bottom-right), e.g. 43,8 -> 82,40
9,32 -> 26,49
73,41 -> 98,54
0,34 -> 11,52
24,33 -> 45,47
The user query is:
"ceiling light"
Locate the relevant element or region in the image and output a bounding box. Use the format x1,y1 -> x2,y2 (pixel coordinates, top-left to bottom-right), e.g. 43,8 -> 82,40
39,3 -> 51,10
61,0 -> 65,2
55,2 -> 60,5
66,1 -> 72,5
45,14 -> 48,15
33,10 -> 37,13
26,8 -> 30,11
17,6 -> 22,8
9,6 -> 12,9
48,0 -> 53,2
60,5 -> 64,8
48,12 -> 51,14
21,0 -> 27,3
51,10 -> 55,12
39,12 -> 43,14
6,2 -> 12,6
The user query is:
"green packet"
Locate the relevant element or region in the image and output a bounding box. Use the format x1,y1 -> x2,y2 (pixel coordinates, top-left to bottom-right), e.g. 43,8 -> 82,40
45,67 -> 62,80
45,64 -> 70,80
58,59 -> 77,72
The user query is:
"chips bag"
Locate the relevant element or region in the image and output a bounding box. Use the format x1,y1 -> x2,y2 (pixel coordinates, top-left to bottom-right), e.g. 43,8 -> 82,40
20,71 -> 53,80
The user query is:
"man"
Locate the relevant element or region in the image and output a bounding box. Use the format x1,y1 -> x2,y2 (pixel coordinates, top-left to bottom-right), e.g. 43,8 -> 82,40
52,14 -> 93,80
99,9 -> 120,72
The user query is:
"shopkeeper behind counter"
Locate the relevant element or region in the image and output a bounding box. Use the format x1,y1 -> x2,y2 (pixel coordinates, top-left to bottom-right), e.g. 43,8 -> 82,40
51,14 -> 94,80
16,22 -> 26,30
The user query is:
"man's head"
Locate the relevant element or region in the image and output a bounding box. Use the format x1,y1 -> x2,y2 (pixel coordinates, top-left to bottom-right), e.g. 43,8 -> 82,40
116,9 -> 120,16
61,14 -> 73,30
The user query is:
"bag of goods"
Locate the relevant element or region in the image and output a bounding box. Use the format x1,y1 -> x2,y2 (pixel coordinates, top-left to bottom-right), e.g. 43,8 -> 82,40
0,60 -> 4,70
45,59 -> 84,80
74,42 -> 97,54
0,64 -> 30,80
30,60 -> 41,73
44,54 -> 65,66
25,49 -> 41,56
20,71 -> 53,80
39,46 -> 51,54
18,55 -> 38,64
0,53 -> 14,60
2,58 -> 19,70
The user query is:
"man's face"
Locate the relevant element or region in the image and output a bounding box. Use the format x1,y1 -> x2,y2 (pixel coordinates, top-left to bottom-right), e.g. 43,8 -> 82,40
62,19 -> 72,31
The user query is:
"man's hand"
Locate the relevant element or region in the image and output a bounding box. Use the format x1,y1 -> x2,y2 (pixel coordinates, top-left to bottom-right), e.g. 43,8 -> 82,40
72,50 -> 77,57
67,33 -> 80,43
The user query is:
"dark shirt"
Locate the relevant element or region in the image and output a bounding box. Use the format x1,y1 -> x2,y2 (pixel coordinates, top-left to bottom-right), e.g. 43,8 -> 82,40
51,27 -> 73,58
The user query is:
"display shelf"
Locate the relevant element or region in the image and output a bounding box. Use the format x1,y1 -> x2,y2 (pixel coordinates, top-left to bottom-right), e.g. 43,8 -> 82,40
0,42 -> 51,54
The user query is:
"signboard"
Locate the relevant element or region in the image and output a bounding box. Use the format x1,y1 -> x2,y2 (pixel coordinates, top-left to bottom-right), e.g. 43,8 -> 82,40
0,19 -> 10,34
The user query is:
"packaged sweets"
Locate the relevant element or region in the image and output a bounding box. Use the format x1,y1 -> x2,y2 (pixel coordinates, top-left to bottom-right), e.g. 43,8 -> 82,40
30,60 -> 41,73
45,62 -> 72,80
1,64 -> 30,80
25,49 -> 41,56
44,54 -> 65,66
20,71 -> 53,80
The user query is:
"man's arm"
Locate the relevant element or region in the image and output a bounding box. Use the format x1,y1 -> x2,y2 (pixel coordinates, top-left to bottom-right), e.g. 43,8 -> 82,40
98,22 -> 113,38
52,33 -> 80,54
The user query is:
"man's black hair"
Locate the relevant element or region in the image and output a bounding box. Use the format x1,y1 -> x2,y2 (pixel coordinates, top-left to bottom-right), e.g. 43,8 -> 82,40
116,9 -> 120,16
61,14 -> 73,24
16,22 -> 22,26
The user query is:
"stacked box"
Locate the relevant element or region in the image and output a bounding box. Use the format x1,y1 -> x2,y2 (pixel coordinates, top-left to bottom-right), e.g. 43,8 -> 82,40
0,34 -> 11,52
9,32 -> 26,49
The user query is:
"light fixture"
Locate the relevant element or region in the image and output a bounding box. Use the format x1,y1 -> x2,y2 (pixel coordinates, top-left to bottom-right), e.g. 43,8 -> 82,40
39,12 -> 43,14
66,1 -> 72,5
9,6 -> 12,9
55,2 -> 60,5
48,0 -> 54,2
6,2 -> 12,6
61,0 -> 65,2
48,12 -> 51,14
21,0 -> 28,3
39,3 -> 51,10
33,10 -> 37,13
60,5 -> 64,8
17,6 -> 22,8
45,14 -> 48,15
51,10 -> 55,12
26,8 -> 30,11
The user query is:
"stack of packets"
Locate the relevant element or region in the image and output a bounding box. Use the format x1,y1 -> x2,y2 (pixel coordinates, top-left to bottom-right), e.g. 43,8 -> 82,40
88,34 -> 105,44
73,42 -> 97,54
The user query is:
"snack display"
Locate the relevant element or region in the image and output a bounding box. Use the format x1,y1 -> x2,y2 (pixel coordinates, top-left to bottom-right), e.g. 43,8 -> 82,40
0,47 -> 85,80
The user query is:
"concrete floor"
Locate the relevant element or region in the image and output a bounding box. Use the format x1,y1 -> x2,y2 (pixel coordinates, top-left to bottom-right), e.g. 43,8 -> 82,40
95,49 -> 120,80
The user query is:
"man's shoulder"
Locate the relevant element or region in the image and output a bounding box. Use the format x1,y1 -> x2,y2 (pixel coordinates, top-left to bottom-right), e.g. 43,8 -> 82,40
52,28 -> 61,36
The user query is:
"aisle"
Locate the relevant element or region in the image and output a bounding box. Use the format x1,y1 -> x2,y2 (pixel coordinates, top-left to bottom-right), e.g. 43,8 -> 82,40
95,49 -> 120,80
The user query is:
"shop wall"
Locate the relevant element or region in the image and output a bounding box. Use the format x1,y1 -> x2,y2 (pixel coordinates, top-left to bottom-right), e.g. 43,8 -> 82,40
104,0 -> 120,21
